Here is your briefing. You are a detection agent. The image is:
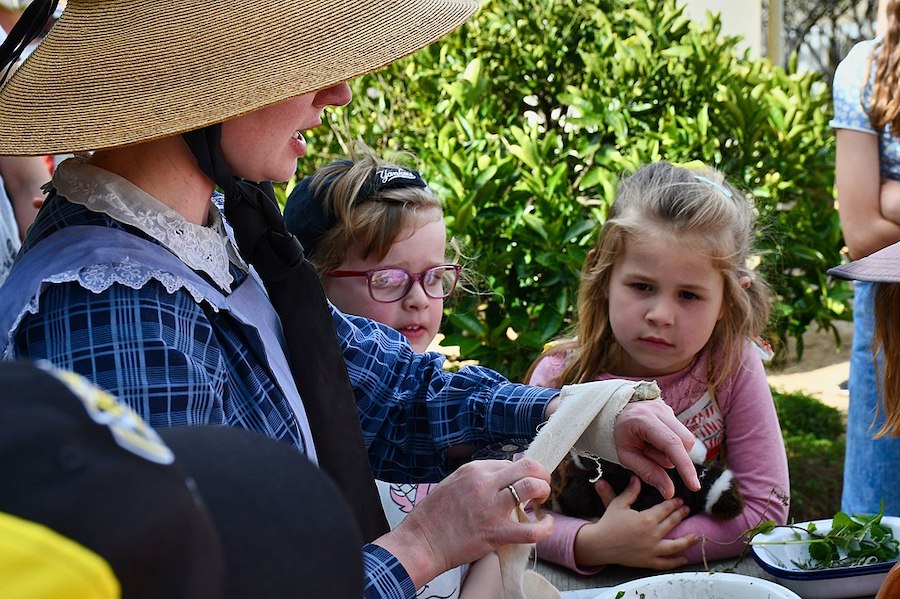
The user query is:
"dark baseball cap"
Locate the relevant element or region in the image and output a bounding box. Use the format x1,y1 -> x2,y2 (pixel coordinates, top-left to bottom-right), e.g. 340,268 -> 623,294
0,361 -> 363,598
285,160 -> 427,259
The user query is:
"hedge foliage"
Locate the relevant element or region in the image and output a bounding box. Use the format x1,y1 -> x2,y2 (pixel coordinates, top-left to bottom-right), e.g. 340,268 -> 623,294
299,0 -> 849,378
772,390 -> 845,522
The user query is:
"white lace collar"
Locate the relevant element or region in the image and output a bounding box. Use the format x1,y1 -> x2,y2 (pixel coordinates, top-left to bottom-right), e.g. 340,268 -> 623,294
53,156 -> 248,291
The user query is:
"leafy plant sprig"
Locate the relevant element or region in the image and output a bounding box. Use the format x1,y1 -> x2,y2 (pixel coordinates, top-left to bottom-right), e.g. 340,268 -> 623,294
748,504 -> 900,570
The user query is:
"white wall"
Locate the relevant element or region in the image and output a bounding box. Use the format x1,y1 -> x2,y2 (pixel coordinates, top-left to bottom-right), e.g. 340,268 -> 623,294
680,0 -> 763,59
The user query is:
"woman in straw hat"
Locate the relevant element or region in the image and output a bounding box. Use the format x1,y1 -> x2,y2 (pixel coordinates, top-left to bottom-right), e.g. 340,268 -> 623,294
0,1 -> 700,595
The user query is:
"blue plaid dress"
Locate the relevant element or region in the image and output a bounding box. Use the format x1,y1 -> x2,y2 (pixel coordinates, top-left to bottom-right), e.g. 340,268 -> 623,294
0,159 -> 557,598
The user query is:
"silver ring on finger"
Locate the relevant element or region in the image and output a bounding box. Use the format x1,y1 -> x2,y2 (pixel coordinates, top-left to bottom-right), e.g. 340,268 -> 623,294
507,483 -> 523,508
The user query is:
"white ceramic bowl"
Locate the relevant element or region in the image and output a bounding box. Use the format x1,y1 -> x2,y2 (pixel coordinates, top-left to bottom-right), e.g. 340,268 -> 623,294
590,572 -> 801,599
750,516 -> 900,599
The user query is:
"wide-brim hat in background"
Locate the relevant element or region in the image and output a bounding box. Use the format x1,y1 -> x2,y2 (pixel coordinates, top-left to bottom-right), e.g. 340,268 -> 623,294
0,0 -> 479,155
828,241 -> 900,283
0,361 -> 363,598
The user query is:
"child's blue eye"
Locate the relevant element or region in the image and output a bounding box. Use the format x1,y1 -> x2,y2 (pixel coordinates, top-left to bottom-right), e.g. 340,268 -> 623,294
631,282 -> 652,292
680,291 -> 700,300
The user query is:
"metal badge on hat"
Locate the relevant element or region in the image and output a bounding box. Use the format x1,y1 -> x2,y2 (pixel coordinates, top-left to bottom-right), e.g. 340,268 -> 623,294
36,362 -> 175,465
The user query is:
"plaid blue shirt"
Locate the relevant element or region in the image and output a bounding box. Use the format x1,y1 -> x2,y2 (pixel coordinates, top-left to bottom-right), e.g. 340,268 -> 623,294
7,193 -> 557,597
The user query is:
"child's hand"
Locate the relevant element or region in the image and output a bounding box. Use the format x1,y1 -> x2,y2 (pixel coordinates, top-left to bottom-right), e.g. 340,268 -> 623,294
572,475 -> 697,570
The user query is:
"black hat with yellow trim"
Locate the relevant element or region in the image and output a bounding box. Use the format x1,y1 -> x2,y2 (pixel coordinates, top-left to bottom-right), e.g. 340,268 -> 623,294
0,361 -> 362,598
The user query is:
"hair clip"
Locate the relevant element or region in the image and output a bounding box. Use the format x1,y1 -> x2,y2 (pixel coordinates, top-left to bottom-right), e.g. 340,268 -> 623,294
751,336 -> 774,362
356,166 -> 427,203
693,175 -> 733,198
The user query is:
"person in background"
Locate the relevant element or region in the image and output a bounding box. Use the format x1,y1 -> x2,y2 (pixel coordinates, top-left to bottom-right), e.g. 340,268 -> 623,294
831,0 -> 900,516
0,0 -> 55,283
0,2 -> 700,597
285,145 -> 500,599
524,162 -> 789,572
829,244 -> 900,441
0,155 -> 47,283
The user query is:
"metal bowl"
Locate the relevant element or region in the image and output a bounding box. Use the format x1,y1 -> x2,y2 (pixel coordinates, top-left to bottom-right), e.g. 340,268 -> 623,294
750,516 -> 900,599
590,571 -> 801,599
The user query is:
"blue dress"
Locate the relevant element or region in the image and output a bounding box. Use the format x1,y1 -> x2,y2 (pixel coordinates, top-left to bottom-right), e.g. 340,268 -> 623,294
0,158 -> 558,598
831,38 -> 900,516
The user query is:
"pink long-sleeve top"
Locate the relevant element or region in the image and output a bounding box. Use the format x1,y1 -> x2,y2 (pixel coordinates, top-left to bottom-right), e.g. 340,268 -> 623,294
530,340 -> 790,571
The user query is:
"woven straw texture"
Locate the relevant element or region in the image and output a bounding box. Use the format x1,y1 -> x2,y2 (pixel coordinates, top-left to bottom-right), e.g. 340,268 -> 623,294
0,0 -> 479,155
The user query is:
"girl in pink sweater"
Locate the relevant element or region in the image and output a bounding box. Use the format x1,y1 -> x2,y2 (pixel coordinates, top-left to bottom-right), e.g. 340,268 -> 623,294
525,161 -> 789,572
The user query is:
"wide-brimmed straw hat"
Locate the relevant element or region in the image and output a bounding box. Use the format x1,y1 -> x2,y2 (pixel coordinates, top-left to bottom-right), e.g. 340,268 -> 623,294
0,0 -> 478,155
828,241 -> 900,283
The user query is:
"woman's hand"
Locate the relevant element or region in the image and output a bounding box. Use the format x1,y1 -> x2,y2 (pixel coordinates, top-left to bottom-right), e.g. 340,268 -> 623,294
573,475 -> 697,569
544,387 -> 698,499
613,399 -> 699,499
373,457 -> 554,589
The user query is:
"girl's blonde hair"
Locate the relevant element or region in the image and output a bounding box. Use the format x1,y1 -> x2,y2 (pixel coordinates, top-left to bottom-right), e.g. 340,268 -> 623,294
535,161 -> 771,388
302,145 -> 446,276
869,0 -> 900,132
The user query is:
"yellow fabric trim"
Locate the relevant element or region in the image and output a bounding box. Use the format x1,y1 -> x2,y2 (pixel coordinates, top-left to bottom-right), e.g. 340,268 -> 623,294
0,512 -> 120,598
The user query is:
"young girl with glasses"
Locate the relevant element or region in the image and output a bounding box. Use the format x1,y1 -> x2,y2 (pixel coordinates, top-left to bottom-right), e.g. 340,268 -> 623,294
285,145 -> 463,353
524,161 -> 790,572
284,145 -> 499,598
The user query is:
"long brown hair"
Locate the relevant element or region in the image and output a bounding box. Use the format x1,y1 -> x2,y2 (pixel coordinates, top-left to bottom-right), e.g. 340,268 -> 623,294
875,283 -> 900,436
869,0 -> 900,132
526,162 -> 771,389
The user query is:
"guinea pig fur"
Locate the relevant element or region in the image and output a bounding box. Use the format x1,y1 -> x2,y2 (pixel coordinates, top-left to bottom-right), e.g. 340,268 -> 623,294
548,450 -> 744,521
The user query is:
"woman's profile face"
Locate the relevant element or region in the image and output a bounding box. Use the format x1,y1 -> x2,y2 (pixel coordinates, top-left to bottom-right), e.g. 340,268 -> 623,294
220,83 -> 351,182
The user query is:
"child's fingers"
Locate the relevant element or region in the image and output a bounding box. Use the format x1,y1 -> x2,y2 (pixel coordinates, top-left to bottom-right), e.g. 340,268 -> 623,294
604,474 -> 642,509
651,503 -> 689,535
644,498 -> 687,519
593,479 -> 617,507
635,497 -> 687,535
656,534 -> 698,558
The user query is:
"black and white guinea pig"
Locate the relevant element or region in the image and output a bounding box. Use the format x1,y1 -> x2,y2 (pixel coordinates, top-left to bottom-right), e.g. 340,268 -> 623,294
547,441 -> 744,521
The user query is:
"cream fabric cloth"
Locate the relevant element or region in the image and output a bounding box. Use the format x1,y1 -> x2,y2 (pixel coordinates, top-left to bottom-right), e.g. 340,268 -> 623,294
499,379 -> 661,598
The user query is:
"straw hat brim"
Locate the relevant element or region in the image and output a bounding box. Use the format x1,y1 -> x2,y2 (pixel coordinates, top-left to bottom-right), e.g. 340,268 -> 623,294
0,0 -> 479,155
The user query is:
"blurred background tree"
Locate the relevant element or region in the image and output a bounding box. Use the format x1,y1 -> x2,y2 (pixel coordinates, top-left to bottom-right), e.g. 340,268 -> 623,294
773,0 -> 879,87
290,0 -> 848,379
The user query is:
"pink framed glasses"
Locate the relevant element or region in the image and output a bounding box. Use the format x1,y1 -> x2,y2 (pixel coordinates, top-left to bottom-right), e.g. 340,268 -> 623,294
325,264 -> 461,303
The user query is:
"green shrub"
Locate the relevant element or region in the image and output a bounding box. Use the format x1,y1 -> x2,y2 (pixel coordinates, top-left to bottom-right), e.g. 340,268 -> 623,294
300,0 -> 849,378
775,390 -> 846,439
773,390 -> 845,522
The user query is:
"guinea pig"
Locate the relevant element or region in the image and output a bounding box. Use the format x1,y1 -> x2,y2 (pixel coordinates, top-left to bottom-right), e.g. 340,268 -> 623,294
546,442 -> 744,521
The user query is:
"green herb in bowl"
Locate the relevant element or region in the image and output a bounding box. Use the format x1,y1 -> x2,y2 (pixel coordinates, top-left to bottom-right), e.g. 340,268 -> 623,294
750,506 -> 900,570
